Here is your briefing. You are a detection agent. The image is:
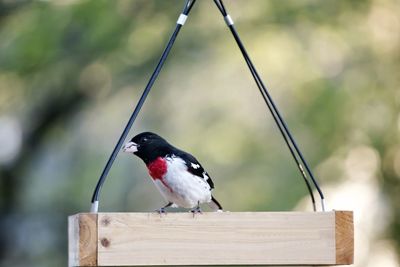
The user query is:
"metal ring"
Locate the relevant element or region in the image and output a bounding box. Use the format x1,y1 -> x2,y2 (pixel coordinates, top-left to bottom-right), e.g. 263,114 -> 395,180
224,15 -> 234,26
177,14 -> 188,25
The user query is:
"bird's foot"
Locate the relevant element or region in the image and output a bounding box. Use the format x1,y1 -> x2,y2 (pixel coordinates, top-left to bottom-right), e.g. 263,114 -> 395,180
155,207 -> 167,215
190,206 -> 202,217
155,202 -> 173,216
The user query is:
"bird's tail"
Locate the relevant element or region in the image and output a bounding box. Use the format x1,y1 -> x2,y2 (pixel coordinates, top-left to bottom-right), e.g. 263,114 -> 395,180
208,195 -> 223,212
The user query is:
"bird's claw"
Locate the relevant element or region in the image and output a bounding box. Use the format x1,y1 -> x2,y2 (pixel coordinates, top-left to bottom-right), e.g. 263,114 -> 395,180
190,206 -> 202,217
155,207 -> 167,215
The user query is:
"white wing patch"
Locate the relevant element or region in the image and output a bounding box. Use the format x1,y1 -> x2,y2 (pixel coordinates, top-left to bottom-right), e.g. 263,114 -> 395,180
191,163 -> 200,169
202,172 -> 209,180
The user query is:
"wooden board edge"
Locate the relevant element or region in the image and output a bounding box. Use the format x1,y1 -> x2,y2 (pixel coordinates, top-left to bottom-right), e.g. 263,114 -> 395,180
79,213 -> 98,266
68,213 -> 98,266
68,214 -> 79,267
335,211 -> 354,265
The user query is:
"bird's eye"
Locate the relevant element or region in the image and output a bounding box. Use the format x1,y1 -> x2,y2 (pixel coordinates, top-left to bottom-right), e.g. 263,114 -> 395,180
142,137 -> 148,142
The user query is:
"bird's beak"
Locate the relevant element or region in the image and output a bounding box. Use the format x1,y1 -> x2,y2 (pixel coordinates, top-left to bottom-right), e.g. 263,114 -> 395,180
122,142 -> 138,153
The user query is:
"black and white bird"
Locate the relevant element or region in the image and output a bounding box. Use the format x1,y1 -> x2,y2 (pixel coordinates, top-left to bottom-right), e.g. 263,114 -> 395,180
123,132 -> 223,213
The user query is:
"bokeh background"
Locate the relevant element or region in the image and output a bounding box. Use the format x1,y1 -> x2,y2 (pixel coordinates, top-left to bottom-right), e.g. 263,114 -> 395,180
0,0 -> 399,266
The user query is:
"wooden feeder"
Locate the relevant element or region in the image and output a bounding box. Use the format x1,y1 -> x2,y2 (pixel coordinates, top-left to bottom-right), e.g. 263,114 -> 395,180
68,211 -> 353,266
69,1 -> 355,266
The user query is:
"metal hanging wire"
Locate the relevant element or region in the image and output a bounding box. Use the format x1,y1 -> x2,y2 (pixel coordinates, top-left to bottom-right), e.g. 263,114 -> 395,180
90,0 -> 197,213
213,0 -> 325,211
90,0 -> 326,213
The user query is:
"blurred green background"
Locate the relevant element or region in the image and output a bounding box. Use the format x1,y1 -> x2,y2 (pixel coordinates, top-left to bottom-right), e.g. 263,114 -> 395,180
0,0 -> 399,266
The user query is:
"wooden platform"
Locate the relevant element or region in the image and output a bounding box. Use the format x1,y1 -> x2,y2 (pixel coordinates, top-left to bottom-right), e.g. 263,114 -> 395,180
68,211 -> 353,266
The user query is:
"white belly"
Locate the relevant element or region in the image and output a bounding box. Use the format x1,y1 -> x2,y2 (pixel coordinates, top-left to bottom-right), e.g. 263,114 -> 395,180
152,157 -> 211,209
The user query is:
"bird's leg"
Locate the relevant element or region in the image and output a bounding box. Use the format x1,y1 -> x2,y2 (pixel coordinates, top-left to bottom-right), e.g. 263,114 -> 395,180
155,202 -> 173,214
190,201 -> 202,217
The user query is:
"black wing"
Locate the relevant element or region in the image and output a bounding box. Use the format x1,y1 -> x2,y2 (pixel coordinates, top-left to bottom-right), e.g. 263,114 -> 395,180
174,150 -> 215,189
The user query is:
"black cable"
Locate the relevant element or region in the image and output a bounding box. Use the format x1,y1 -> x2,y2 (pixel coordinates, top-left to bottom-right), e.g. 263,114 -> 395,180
213,0 -> 325,211
90,0 -> 197,212
232,28 -> 317,211
216,0 -> 324,210
184,0 -> 196,14
243,50 -> 317,211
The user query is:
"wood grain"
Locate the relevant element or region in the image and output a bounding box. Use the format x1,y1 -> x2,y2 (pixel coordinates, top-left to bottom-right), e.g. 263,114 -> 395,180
97,212 -> 340,266
68,211 -> 354,266
68,213 -> 97,267
335,211 -> 354,264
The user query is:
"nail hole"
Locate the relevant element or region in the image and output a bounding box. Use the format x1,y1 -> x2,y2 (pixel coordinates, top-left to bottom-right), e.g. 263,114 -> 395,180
101,238 -> 110,248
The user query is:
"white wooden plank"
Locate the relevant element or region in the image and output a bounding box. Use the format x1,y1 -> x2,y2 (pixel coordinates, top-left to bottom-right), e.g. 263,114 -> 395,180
97,212 -> 337,266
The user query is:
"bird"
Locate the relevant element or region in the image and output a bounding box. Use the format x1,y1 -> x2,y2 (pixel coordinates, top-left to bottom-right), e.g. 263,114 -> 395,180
122,132 -> 223,214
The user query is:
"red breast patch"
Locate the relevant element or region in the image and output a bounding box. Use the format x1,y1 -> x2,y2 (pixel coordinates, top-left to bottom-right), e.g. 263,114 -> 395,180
147,157 -> 167,180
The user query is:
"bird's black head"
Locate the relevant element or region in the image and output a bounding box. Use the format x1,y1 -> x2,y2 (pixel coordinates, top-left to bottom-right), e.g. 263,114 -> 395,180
122,132 -> 171,164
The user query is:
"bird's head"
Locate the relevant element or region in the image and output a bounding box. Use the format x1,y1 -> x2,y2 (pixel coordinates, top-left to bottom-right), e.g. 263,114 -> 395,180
123,132 -> 170,164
